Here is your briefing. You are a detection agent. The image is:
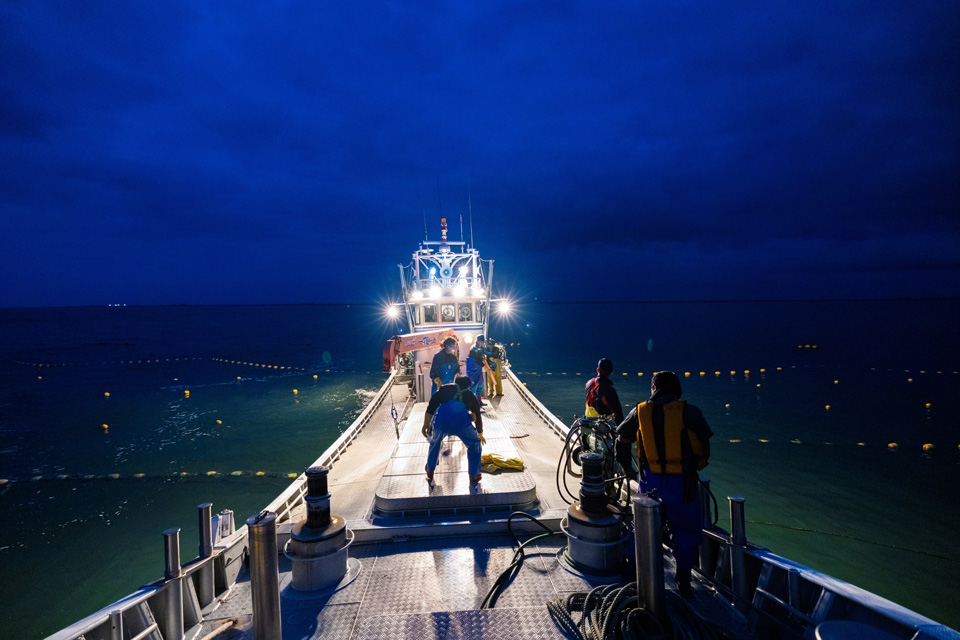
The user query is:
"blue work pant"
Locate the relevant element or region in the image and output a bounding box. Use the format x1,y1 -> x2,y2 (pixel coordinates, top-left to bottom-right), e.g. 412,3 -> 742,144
639,471 -> 702,571
426,421 -> 482,478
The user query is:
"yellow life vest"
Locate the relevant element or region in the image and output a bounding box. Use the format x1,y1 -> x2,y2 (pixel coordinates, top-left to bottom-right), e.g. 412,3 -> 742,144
637,400 -> 707,475
584,404 -> 600,418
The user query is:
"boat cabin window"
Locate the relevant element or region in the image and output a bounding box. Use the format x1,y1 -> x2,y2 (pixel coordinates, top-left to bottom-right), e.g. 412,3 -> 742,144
458,303 -> 473,321
423,304 -> 437,323
441,303 -> 455,322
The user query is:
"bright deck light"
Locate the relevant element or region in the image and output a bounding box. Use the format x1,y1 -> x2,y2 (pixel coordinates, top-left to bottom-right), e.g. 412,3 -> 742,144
498,300 -> 511,314
473,287 -> 485,298
453,284 -> 467,297
386,305 -> 400,319
411,290 -> 423,300
430,286 -> 442,299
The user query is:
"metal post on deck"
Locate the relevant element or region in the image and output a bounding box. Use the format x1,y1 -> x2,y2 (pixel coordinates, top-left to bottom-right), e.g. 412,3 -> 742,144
633,495 -> 665,621
247,510 -> 282,640
198,502 -> 215,608
728,496 -> 749,609
698,477 -> 712,570
162,527 -> 184,640
109,609 -> 123,640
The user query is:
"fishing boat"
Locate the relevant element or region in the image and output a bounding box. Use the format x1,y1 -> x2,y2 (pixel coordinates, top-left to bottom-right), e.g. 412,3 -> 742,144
47,223 -> 959,640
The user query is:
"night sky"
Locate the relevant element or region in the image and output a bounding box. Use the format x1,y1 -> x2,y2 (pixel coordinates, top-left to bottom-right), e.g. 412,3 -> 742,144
2,2 -> 958,307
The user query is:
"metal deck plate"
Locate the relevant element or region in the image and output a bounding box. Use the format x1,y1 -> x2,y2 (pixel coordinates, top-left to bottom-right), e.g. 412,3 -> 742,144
354,607 -> 568,639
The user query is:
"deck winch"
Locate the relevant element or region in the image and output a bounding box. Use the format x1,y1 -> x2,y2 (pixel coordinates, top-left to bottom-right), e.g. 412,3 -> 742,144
560,452 -> 629,576
284,466 -> 353,591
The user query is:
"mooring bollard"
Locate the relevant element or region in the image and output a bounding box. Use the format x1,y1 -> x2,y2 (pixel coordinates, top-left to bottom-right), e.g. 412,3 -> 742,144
162,527 -> 184,640
198,502 -> 215,607
728,496 -> 749,609
633,495 -> 665,621
247,510 -> 282,640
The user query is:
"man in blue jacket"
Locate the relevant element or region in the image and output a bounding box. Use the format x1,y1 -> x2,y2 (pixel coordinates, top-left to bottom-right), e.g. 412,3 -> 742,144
429,337 -> 461,394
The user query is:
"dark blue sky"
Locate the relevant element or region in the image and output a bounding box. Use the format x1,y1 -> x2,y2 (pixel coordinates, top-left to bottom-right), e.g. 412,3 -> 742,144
2,2 -> 958,306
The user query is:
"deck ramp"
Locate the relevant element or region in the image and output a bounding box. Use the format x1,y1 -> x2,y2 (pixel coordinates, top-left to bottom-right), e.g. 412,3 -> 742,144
373,400 -> 538,515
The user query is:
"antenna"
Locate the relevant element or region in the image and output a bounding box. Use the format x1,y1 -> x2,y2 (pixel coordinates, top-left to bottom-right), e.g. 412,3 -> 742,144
460,214 -> 464,241
468,181 -> 475,248
422,209 -> 428,241
436,178 -> 443,220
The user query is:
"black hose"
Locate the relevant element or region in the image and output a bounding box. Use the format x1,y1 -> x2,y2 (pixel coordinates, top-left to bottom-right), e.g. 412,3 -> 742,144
547,581 -> 736,640
479,511 -> 565,609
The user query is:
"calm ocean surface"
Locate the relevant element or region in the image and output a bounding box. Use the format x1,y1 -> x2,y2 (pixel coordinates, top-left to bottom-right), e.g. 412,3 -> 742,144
1,301 -> 958,637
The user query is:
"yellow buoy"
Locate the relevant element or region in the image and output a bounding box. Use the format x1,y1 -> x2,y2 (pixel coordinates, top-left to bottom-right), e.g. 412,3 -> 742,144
231,471 -> 242,476
715,371 -> 720,376
134,473 -> 145,478
287,473 -> 297,478
313,374 -> 318,379
825,405 -> 831,410
293,389 -> 298,395
756,384 -> 761,387
237,376 -> 241,380
759,439 -> 769,443
256,471 -> 265,476
907,378 -> 913,383
102,423 -> 109,430
700,372 -> 705,376
104,392 -> 110,397
216,419 -> 222,424
729,439 -> 741,443
38,376 -> 42,380
922,443 -> 935,452
684,372 -> 690,377
180,472 -> 189,476
834,380 -> 838,384
887,443 -> 898,450
108,473 -> 119,479
184,390 -> 190,397
925,403 -> 931,408
730,371 -> 736,375
857,442 -> 865,446
724,403 -> 730,408
760,368 -> 766,372
206,471 -> 217,476
744,370 -> 750,374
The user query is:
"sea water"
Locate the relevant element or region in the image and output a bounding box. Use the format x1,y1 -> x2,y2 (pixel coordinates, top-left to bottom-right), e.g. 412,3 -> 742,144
0,301 -> 957,637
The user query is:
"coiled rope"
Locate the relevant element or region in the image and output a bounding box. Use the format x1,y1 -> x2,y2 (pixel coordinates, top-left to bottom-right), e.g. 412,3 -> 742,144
547,582 -> 735,640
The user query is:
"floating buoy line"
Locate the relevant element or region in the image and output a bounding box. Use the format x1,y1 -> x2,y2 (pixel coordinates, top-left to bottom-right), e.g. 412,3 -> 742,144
0,470 -> 303,486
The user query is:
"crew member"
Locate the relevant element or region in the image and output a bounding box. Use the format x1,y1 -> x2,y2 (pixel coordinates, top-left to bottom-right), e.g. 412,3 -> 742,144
584,358 -> 624,423
615,370 -> 713,597
488,339 -> 505,396
429,337 -> 461,393
422,376 -> 486,483
466,335 -> 493,402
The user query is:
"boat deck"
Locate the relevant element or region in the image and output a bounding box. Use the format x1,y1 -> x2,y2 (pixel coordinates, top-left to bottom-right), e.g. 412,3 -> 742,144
285,369 -> 574,539
194,533 -> 741,640
191,368 -> 729,639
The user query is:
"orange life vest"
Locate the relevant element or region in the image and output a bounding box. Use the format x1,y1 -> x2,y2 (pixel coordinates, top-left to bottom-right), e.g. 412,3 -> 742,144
636,400 -> 707,475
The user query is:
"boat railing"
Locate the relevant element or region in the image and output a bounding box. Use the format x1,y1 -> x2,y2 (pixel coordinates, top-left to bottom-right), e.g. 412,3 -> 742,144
505,365 -> 570,440
44,520 -> 249,640
263,370 -> 400,524
44,371 -> 401,640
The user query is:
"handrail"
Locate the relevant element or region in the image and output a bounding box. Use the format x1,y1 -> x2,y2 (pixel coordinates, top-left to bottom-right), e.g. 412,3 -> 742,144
505,366 -> 570,440
264,370 -> 399,520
